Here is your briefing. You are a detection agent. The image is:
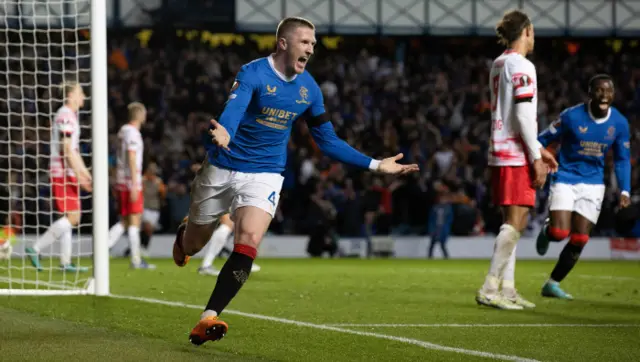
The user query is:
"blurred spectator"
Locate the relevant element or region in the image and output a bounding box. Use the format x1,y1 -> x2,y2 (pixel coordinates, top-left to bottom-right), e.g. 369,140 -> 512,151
1,30 -> 639,239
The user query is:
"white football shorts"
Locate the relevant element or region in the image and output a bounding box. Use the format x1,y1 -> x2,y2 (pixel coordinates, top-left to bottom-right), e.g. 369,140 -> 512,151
188,160 -> 284,225
142,209 -> 161,230
548,182 -> 605,224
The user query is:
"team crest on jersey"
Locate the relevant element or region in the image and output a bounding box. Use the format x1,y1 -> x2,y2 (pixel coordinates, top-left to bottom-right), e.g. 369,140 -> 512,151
624,141 -> 630,149
266,85 -> 277,95
296,86 -> 310,104
606,126 -> 616,139
578,126 -> 588,134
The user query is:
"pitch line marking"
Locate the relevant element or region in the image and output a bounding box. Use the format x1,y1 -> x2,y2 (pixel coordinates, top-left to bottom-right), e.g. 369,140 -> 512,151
328,323 -> 640,328
110,294 -> 540,362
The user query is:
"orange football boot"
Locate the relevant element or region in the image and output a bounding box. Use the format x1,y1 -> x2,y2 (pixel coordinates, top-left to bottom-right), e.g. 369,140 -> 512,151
173,217 -> 190,267
189,315 -> 229,345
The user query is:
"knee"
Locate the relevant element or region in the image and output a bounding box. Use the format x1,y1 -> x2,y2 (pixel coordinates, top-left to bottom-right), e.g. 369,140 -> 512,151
548,227 -> 570,241
66,212 -> 81,226
235,230 -> 262,249
569,233 -> 589,247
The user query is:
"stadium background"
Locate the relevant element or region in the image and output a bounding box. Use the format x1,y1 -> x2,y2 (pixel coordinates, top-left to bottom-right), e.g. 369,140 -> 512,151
2,0 -> 640,258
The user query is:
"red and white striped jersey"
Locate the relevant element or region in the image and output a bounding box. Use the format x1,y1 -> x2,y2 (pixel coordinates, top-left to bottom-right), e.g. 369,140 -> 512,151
116,124 -> 144,189
50,105 -> 80,178
488,50 -> 538,166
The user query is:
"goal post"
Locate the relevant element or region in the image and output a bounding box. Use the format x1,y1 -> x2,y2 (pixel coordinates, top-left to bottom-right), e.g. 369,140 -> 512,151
91,0 -> 110,297
0,0 -> 109,296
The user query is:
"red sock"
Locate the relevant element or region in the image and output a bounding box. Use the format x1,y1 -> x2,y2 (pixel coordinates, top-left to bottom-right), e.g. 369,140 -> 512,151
234,244 -> 257,259
569,233 -> 589,247
547,226 -> 570,241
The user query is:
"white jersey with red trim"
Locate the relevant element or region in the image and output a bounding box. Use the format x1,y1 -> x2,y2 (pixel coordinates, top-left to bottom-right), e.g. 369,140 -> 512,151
488,50 -> 538,166
116,124 -> 144,189
50,105 -> 80,178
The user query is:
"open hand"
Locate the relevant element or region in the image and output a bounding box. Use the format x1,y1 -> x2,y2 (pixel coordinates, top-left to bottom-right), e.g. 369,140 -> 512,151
79,171 -> 92,193
532,159 -> 548,188
209,119 -> 231,151
377,153 -> 420,175
540,148 -> 558,173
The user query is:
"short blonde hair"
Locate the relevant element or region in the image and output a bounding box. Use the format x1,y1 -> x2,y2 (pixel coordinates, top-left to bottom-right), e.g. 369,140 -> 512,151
276,17 -> 315,40
60,81 -> 80,100
127,102 -> 146,121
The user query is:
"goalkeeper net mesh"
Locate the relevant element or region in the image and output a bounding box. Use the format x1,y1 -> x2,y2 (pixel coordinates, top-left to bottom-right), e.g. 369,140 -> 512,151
0,0 -> 94,294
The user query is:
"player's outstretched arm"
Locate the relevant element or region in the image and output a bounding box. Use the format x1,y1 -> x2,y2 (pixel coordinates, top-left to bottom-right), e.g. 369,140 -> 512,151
210,67 -> 257,150
307,114 -> 418,175
613,120 -> 632,207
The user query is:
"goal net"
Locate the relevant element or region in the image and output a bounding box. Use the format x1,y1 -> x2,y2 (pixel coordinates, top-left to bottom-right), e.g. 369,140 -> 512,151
0,0 -> 109,295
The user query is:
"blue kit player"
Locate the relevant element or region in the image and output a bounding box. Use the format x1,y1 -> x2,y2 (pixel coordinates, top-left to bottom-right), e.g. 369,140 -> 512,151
171,17 -> 420,345
535,74 -> 632,299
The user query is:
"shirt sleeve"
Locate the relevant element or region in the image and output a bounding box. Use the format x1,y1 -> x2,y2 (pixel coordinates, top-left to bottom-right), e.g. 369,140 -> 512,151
55,112 -> 77,136
217,65 -> 258,141
309,81 -> 326,117
538,111 -> 567,147
124,129 -> 139,151
510,60 -> 536,100
613,118 -> 632,194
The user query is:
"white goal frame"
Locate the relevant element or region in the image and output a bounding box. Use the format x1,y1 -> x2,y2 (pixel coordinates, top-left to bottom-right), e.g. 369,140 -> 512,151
0,0 -> 109,296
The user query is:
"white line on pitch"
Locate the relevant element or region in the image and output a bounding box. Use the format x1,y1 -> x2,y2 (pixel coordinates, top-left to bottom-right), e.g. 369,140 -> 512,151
110,294 -> 540,362
328,323 -> 640,328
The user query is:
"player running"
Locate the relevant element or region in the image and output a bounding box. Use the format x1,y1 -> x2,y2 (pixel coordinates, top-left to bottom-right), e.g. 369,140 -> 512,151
476,10 -> 558,310
198,213 -> 262,276
107,102 -> 155,269
173,16 -> 419,345
27,82 -> 92,272
535,74 -> 631,300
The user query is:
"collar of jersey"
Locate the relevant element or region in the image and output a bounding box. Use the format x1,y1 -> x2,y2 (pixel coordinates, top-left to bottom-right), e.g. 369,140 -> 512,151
587,102 -> 611,124
268,54 -> 297,82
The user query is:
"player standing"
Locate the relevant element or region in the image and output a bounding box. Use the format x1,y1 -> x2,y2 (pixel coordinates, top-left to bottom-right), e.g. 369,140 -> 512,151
107,102 -> 155,269
198,213 -> 261,276
26,82 -> 92,272
535,75 -> 631,299
475,10 -> 558,310
172,17 -> 419,345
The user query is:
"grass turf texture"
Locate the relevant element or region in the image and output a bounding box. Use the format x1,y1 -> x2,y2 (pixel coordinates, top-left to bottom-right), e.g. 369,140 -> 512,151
1,258 -> 639,361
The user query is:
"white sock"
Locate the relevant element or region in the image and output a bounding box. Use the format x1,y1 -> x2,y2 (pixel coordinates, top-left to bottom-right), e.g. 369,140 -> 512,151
108,222 -> 125,249
128,226 -> 141,266
34,216 -> 72,253
501,245 -> 517,295
201,309 -> 217,319
201,224 -> 232,268
482,224 -> 520,294
59,229 -> 72,265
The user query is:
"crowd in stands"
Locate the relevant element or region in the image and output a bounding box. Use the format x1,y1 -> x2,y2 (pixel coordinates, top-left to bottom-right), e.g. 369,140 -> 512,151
1,30 -> 639,241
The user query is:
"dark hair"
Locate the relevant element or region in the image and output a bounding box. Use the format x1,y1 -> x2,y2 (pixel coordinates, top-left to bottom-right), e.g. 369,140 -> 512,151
496,10 -> 531,46
588,74 -> 613,91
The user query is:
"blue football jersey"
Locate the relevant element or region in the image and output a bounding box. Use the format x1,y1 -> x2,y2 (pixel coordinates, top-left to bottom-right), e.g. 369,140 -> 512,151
538,103 -> 631,192
208,56 -> 325,173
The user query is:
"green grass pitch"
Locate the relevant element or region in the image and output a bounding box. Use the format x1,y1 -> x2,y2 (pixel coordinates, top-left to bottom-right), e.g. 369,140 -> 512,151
1,258 -> 639,361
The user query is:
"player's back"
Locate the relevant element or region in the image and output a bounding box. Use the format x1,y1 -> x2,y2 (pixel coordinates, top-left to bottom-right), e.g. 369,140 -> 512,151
209,56 -> 323,174
116,124 -> 143,187
552,103 -> 628,186
488,50 -> 537,167
50,105 -> 79,178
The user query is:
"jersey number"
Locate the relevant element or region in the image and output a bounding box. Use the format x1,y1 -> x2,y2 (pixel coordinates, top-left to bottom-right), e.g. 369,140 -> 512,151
268,191 -> 276,206
491,74 -> 500,111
